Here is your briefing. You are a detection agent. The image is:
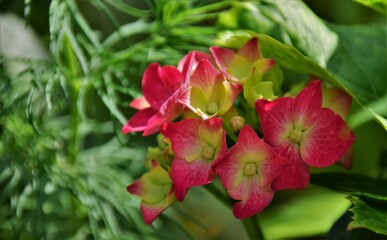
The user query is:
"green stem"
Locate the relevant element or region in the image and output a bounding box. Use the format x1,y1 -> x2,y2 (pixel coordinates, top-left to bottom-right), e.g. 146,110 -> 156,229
204,183 -> 265,240
242,214 -> 265,240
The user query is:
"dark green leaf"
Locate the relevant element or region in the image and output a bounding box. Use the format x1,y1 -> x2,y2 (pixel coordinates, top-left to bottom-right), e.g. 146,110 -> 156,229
260,0 -> 338,66
328,24 -> 387,128
311,173 -> 387,201
348,196 -> 387,235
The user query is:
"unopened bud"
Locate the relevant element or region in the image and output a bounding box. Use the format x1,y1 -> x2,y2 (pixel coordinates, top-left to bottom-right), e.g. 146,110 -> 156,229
230,116 -> 245,132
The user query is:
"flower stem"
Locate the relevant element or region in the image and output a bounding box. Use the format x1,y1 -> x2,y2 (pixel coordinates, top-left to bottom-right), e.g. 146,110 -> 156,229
204,183 -> 265,240
242,214 -> 265,240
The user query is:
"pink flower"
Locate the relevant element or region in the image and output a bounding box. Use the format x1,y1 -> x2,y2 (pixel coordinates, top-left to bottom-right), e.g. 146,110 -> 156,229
215,125 -> 289,219
122,63 -> 184,136
210,37 -> 274,84
255,80 -> 356,190
127,160 -> 174,224
161,118 -> 227,201
210,37 -> 278,106
178,59 -> 242,119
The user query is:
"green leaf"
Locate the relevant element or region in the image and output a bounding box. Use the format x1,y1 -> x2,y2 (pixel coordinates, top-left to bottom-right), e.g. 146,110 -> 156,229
260,186 -> 350,239
311,173 -> 387,201
328,24 -> 387,128
259,0 -> 338,66
348,196 -> 387,235
354,0 -> 387,15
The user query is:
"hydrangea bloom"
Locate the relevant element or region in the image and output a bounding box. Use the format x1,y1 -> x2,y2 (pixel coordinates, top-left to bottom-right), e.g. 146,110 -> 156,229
161,118 -> 227,201
127,160 -> 174,224
255,80 -> 355,190
178,59 -> 242,119
122,63 -> 184,136
211,37 -> 278,106
215,125 -> 288,219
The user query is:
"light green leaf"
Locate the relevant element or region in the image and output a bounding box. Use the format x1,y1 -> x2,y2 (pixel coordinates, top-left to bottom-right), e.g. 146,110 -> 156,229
348,196 -> 387,235
311,173 -> 387,201
260,186 -> 350,239
354,0 -> 387,15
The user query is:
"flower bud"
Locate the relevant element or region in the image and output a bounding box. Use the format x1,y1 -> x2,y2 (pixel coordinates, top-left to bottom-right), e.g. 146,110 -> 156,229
230,116 -> 245,132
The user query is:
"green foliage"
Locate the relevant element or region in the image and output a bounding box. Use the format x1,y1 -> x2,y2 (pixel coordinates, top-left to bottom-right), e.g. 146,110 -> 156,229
348,197 -> 387,235
311,173 -> 387,201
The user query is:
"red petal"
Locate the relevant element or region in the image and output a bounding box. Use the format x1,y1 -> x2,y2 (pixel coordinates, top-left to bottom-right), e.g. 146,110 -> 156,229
190,59 -> 223,95
171,158 -> 216,201
293,80 -> 322,129
122,108 -> 157,134
256,98 -> 294,146
140,201 -> 169,225
127,179 -> 142,196
236,37 -> 261,62
301,108 -> 355,167
271,141 -> 310,190
129,96 -> 151,110
178,51 -> 213,83
142,63 -> 183,110
233,182 -> 274,219
143,91 -> 184,136
210,46 -> 235,69
160,119 -> 202,161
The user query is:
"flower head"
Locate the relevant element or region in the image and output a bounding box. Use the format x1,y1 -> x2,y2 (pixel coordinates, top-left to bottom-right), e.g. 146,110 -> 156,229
210,37 -> 278,106
127,160 -> 174,224
178,59 -> 242,119
256,80 -> 355,190
122,63 -> 185,136
215,125 -> 288,219
161,118 -> 227,201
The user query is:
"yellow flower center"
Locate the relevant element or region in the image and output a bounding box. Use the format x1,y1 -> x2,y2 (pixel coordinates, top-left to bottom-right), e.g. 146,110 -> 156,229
243,162 -> 257,176
207,102 -> 219,115
289,129 -> 303,143
201,145 -> 215,160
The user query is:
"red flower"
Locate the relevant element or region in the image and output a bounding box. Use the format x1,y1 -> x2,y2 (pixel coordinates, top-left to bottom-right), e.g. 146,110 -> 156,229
256,80 -> 355,190
127,160 -> 174,224
215,125 -> 289,219
161,118 -> 227,201
122,63 -> 184,136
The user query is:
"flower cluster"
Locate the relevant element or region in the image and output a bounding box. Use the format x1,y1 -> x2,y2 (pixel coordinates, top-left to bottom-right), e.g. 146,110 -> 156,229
124,38 -> 355,224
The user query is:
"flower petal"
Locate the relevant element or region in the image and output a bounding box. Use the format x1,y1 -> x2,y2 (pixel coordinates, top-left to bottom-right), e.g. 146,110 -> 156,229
255,98 -> 294,146
293,80 -> 322,129
210,46 -> 235,70
178,51 -> 213,83
233,180 -> 274,219
142,63 -> 183,110
190,59 -> 223,95
270,141 -> 310,191
143,90 -> 184,136
171,157 -> 216,201
161,119 -> 203,161
122,108 -> 158,134
301,108 -> 355,167
322,85 -> 352,120
129,96 -> 151,110
236,37 -> 261,63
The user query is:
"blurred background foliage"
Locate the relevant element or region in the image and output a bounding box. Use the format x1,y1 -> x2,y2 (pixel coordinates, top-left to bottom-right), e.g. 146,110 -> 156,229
0,0 -> 386,239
